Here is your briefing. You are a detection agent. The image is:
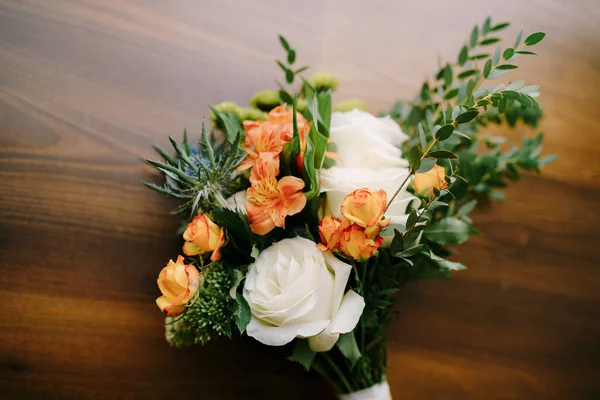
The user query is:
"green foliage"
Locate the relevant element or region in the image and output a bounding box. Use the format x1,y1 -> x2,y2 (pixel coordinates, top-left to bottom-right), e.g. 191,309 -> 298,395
165,266 -> 238,347
145,124 -> 246,216
288,339 -> 316,370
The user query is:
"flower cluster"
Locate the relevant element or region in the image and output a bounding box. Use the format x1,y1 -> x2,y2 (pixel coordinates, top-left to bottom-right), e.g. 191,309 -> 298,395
145,27 -> 552,398
318,189 -> 390,261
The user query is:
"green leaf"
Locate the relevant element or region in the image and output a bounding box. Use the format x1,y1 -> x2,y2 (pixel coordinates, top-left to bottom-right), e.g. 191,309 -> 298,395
429,200 -> 448,210
430,254 -> 467,271
317,90 -> 332,137
285,69 -> 294,84
455,109 -> 479,124
480,37 -> 500,46
278,35 -> 291,51
423,217 -> 478,245
416,157 -> 437,173
470,25 -> 479,48
418,123 -> 427,150
457,69 -> 477,79
443,64 -> 453,87
501,90 -> 521,99
503,48 -> 515,60
390,229 -> 404,254
453,130 -> 471,140
209,106 -> 242,144
498,96 -> 508,113
397,244 -> 428,258
469,53 -> 490,60
458,46 -> 468,66
483,59 -> 492,78
482,17 -> 491,35
515,50 -> 538,56
406,145 -> 422,171
490,22 -> 510,32
287,49 -> 296,64
457,200 -> 477,216
514,29 -> 523,48
540,154 -> 558,166
524,32 -> 546,46
496,64 -> 518,70
288,339 -> 316,371
336,333 -> 361,367
235,293 -> 251,334
435,124 -> 455,141
488,69 -> 509,80
295,66 -> 309,75
279,90 -> 293,104
428,150 -> 457,159
493,44 -> 501,66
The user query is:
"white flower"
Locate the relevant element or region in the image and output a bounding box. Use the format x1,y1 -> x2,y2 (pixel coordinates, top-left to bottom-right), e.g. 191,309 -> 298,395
225,190 -> 247,213
243,237 -> 365,352
320,167 -> 416,228
330,109 -> 409,169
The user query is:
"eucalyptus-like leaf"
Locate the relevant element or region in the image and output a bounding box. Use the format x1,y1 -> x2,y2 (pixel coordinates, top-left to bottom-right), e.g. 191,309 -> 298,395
524,32 -> 546,46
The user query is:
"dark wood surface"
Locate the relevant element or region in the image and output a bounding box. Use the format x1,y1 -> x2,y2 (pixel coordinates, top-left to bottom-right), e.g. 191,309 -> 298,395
1,1 -> 599,399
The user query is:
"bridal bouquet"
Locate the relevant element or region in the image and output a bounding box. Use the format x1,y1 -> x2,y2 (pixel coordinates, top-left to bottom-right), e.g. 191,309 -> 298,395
145,17 -> 553,399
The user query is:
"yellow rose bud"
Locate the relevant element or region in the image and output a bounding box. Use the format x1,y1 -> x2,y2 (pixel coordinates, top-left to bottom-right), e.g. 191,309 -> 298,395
413,164 -> 448,197
249,89 -> 281,111
209,101 -> 239,123
317,216 -> 343,251
236,107 -> 267,121
156,255 -> 202,317
333,98 -> 367,112
182,213 -> 225,262
339,223 -> 383,261
306,72 -> 340,92
341,188 -> 388,229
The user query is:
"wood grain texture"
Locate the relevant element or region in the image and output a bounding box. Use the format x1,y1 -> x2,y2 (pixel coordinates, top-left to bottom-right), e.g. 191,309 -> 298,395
1,0 -> 599,399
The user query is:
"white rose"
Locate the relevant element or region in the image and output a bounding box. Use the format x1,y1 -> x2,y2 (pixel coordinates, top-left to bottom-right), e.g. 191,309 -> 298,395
243,237 -> 365,352
320,167 -> 416,229
330,109 -> 409,169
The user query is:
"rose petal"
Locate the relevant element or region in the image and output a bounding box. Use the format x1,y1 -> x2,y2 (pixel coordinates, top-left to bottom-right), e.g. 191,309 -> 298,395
328,290 -> 365,334
245,316 -> 330,346
308,329 -> 340,352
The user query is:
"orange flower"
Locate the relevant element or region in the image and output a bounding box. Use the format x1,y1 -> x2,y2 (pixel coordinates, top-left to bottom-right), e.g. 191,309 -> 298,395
338,223 -> 383,261
237,122 -> 284,171
246,153 -> 306,235
182,213 -> 225,262
156,256 -> 202,317
317,216 -> 343,251
341,189 -> 390,231
267,104 -> 311,143
413,164 -> 448,197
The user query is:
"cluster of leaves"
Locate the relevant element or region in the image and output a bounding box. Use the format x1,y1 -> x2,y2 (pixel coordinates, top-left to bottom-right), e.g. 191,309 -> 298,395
165,265 -> 239,347
287,18 -> 555,393
145,119 -> 246,217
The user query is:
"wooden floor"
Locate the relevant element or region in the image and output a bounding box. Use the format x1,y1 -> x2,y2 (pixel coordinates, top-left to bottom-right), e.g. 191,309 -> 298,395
1,1 -> 599,399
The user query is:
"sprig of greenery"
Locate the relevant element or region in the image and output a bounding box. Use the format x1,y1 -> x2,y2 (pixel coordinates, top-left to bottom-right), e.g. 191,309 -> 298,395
277,35 -> 309,104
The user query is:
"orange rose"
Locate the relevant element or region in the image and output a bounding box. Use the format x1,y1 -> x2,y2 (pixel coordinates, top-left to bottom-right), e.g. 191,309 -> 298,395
317,216 -> 343,251
413,164 -> 448,197
182,213 -> 225,262
156,255 -> 202,317
341,189 -> 390,230
338,223 -> 383,261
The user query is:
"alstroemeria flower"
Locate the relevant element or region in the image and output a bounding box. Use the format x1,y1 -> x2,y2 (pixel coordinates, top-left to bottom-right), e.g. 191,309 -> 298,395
156,256 -> 201,317
246,153 -> 306,235
237,122 -> 284,171
267,104 -> 311,143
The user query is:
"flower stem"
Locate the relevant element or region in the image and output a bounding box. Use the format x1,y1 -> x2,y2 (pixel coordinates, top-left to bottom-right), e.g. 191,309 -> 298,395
312,361 -> 343,394
384,171 -> 414,212
322,353 -> 354,393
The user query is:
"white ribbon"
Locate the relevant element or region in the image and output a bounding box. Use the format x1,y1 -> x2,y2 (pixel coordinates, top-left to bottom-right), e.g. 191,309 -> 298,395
338,380 -> 392,400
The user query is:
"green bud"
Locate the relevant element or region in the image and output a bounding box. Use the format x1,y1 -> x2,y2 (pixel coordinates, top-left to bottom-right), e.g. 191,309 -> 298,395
236,107 -> 267,121
209,101 -> 239,122
333,98 -> 367,112
249,89 -> 281,111
306,72 -> 340,92
296,98 -> 308,112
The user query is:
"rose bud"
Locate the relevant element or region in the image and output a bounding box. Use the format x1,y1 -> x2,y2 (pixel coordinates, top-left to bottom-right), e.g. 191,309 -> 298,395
413,164 -> 448,197
317,216 -> 343,251
156,256 -> 202,317
182,214 -> 225,262
341,188 -> 389,229
339,223 -> 383,261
